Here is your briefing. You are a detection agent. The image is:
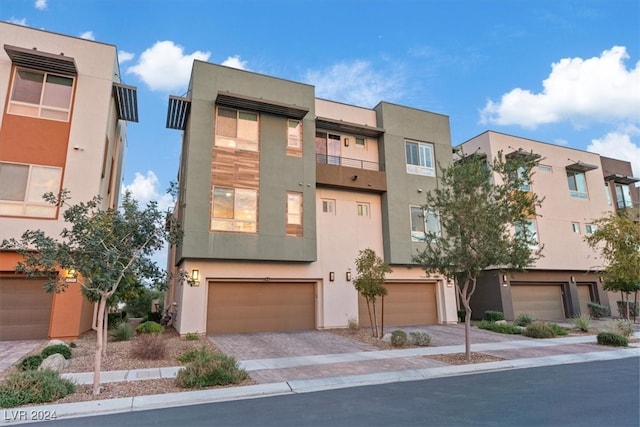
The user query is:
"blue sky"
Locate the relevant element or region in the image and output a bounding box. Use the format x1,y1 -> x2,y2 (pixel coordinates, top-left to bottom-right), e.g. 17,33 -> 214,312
3,0 -> 639,210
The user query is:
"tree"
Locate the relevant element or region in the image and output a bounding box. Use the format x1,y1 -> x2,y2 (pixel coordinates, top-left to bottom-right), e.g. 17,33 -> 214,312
1,191 -> 181,396
413,151 -> 542,361
585,213 -> 640,320
353,248 -> 392,338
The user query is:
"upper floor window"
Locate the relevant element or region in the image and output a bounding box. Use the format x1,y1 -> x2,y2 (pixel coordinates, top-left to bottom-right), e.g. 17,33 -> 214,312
615,184 -> 633,209
211,186 -> 257,233
410,206 -> 440,242
405,140 -> 435,177
215,107 -> 259,151
287,119 -> 302,148
321,199 -> 335,214
517,166 -> 531,191
605,183 -> 612,206
515,219 -> 539,248
566,171 -> 588,199
8,69 -> 73,122
355,137 -> 366,148
0,162 -> 61,218
357,202 -> 370,217
286,192 -> 303,237
571,222 -> 580,234
585,224 -> 598,234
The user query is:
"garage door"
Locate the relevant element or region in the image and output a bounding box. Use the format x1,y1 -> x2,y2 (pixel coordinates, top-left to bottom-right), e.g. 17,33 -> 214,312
358,282 -> 438,327
511,285 -> 565,320
0,279 -> 53,340
207,282 -> 315,334
577,284 -> 593,316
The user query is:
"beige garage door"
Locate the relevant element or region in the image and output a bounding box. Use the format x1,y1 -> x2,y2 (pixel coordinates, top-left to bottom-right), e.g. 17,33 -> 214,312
358,282 -> 438,327
207,282 -> 315,334
577,284 -> 593,316
0,279 -> 53,340
511,284 -> 565,320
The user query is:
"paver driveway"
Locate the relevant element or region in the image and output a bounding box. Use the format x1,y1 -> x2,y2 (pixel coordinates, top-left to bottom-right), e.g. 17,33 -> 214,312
0,340 -> 44,373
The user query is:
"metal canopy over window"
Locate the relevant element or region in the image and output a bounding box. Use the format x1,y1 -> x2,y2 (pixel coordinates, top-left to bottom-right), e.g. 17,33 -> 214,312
315,117 -> 385,138
216,91 -> 308,119
166,95 -> 191,130
505,149 -> 542,162
604,174 -> 640,185
566,161 -> 598,172
112,83 -> 139,122
4,44 -> 77,75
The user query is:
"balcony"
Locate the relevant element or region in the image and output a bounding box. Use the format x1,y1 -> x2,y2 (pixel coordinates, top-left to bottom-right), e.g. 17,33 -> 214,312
316,154 -> 386,192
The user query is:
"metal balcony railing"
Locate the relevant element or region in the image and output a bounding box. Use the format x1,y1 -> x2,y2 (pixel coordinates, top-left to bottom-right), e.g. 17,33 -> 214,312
316,154 -> 384,172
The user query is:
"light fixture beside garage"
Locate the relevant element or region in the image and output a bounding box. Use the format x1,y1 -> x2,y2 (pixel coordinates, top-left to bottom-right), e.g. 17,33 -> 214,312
188,269 -> 200,287
329,272 -> 335,282
346,271 -> 352,281
65,268 -> 77,283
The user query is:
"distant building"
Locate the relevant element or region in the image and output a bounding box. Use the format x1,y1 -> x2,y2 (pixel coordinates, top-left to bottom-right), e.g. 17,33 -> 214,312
600,155 -> 639,221
0,22 -> 138,340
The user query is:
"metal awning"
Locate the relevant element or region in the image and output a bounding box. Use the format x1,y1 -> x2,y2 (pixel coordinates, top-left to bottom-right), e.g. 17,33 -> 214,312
4,44 -> 77,75
604,174 -> 640,185
112,83 -> 138,122
505,149 -> 542,162
566,161 -> 598,172
166,95 -> 191,130
316,117 -> 385,138
216,91 -> 308,119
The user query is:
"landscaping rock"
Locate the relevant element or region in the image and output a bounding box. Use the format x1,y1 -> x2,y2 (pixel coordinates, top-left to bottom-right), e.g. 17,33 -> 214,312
381,333 -> 392,344
46,339 -> 68,348
495,320 -> 507,325
38,353 -> 69,373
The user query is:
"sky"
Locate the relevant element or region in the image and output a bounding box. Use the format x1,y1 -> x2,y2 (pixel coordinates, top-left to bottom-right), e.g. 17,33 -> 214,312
3,0 -> 639,213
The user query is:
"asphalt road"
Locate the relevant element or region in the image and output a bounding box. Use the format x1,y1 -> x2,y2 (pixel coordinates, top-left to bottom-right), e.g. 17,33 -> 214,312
23,357 -> 640,427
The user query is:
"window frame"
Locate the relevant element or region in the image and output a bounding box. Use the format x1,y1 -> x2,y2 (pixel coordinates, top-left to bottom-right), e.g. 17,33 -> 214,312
214,106 -> 259,151
405,140 -> 435,177
585,224 -> 598,234
286,191 -> 303,237
357,202 -> 370,217
615,184 -> 633,209
515,219 -> 539,248
566,170 -> 588,199
211,186 -> 258,233
8,68 -> 74,122
321,198 -> 335,214
0,161 -> 62,218
410,205 -> 440,242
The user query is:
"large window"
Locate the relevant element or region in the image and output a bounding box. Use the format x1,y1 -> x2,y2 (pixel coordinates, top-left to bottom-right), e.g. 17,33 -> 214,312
286,192 -> 303,237
615,184 -> 633,209
287,119 -> 302,148
405,140 -> 435,177
410,206 -> 440,242
0,162 -> 62,218
215,107 -> 259,151
211,186 -> 257,232
566,171 -> 588,199
515,219 -> 539,247
8,69 -> 74,121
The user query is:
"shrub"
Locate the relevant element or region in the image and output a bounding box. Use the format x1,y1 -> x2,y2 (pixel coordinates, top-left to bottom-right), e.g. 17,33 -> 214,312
69,342 -> 77,349
604,319 -> 634,338
111,321 -> 134,342
347,318 -> 359,331
616,301 -> 639,318
409,331 -> 431,346
523,322 -> 555,339
514,313 -> 534,327
548,323 -> 568,336
390,330 -> 408,347
178,348 -> 201,364
145,311 -> 163,323
572,314 -> 591,332
477,320 -> 522,334
18,355 -> 43,371
483,311 -> 505,322
40,344 -> 71,360
107,311 -> 127,329
587,302 -> 610,318
136,320 -> 164,334
596,332 -> 628,347
131,334 -> 167,360
457,310 -> 466,322
176,348 -> 247,388
0,370 -> 75,408
184,332 -> 200,341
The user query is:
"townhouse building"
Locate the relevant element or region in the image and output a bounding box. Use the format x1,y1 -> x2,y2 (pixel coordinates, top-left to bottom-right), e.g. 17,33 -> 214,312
0,22 -> 137,340
165,62 -> 458,334
601,155 -> 639,220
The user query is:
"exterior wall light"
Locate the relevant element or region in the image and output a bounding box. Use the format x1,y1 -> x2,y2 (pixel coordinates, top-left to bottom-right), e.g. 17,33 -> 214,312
329,272 -> 335,282
188,269 -> 200,287
570,276 -> 576,283
65,268 -> 77,283
346,271 -> 352,281
344,138 -> 349,147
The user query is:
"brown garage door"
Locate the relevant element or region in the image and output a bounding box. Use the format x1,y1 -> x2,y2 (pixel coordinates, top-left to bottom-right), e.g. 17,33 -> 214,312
0,279 -> 53,340
207,282 -> 315,334
577,284 -> 593,316
358,282 -> 438,327
511,284 -> 565,320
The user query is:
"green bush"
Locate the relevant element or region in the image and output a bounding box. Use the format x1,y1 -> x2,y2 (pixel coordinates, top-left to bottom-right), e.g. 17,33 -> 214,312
136,321 -> 164,334
111,321 -> 134,342
596,332 -> 628,347
390,330 -> 408,347
40,344 -> 71,360
616,301 -> 639,318
572,314 -> 591,332
125,289 -> 164,318
178,348 -> 202,364
587,302 -> 610,318
69,342 -> 77,349
131,334 -> 167,360
145,311 -> 163,323
18,355 -> 43,371
547,323 -> 568,336
0,370 -> 75,408
514,313 -> 534,327
409,331 -> 431,346
477,320 -> 522,334
483,311 -> 505,322
107,311 -> 127,329
184,332 -> 200,341
176,348 -> 247,388
457,310 -> 466,322
523,322 -> 556,338
604,319 -> 634,338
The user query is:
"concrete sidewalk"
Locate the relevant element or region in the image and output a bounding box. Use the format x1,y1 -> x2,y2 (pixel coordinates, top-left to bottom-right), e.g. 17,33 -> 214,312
3,332 -> 639,425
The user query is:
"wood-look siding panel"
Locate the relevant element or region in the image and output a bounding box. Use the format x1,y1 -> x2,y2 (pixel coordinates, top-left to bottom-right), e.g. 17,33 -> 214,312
212,149 -> 260,190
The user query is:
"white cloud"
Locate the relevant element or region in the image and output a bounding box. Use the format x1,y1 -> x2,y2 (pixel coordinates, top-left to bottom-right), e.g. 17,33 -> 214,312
35,0 -> 47,10
126,41 -> 210,92
79,31 -> 95,41
121,171 -> 174,212
306,60 -> 404,107
118,50 -> 135,64
587,125 -> 640,179
8,17 -> 27,26
221,55 -> 247,70
480,46 -> 640,128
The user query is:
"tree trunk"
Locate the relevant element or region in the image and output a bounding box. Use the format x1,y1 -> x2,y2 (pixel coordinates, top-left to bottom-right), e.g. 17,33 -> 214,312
93,295 -> 107,396
634,291 -> 638,323
101,304 -> 108,357
380,296 -> 384,338
372,300 -> 378,338
462,297 -> 472,362
366,299 -> 375,337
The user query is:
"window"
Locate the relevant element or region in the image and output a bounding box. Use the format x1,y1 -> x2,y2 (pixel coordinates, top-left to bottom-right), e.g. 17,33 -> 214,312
286,192 -> 303,237
515,219 -> 538,247
322,199 -> 335,214
287,119 -> 302,149
215,107 -> 259,151
585,224 -> 597,234
355,137 -> 365,148
605,184 -> 612,206
211,187 -> 257,232
0,162 -> 62,218
538,165 -> 552,172
8,69 -> 74,121
357,202 -> 370,217
615,184 -> 633,209
566,171 -> 588,199
410,206 -> 440,242
516,166 -> 531,191
571,222 -> 580,233
405,140 -> 435,177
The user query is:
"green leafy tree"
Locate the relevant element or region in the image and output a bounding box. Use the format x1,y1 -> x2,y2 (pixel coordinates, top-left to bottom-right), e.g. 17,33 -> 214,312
353,248 -> 392,338
585,213 -> 640,319
1,191 -> 181,396
413,151 -> 542,361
